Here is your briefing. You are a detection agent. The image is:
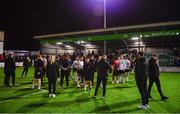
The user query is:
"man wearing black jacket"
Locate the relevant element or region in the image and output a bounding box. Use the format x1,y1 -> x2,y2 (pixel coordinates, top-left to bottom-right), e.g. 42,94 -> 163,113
59,55 -> 71,88
94,56 -> 112,99
4,53 -> 16,87
135,52 -> 149,109
32,55 -> 44,90
89,56 -> 96,86
148,54 -> 169,100
83,57 -> 93,90
46,55 -> 60,98
21,57 -> 31,78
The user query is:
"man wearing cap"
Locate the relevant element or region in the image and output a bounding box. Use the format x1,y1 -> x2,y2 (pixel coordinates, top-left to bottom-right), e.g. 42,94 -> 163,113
148,54 -> 169,100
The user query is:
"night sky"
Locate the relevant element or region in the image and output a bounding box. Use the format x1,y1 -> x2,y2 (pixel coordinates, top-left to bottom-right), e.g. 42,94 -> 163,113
0,0 -> 180,51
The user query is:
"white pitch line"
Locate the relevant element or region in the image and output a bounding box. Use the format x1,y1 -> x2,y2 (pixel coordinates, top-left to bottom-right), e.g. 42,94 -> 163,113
0,89 -> 47,104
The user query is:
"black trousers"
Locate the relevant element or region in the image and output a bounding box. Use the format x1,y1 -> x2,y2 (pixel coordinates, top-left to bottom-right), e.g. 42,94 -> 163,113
22,67 -> 29,77
91,72 -> 95,86
77,70 -> 84,83
4,73 -> 9,86
48,78 -> 56,94
4,70 -> 15,87
60,70 -> 70,87
136,79 -> 149,105
148,77 -> 164,98
94,78 -> 107,97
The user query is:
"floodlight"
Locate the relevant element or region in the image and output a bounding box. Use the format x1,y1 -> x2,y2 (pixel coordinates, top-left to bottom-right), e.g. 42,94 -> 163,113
132,37 -> 139,40
65,45 -> 72,48
134,42 -> 143,45
56,42 -> 63,45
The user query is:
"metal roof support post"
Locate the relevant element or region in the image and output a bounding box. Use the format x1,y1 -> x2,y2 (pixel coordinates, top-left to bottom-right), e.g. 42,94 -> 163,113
138,36 -> 141,52
56,45 -> 59,56
103,0 -> 107,55
40,43 -> 43,54
103,40 -> 107,55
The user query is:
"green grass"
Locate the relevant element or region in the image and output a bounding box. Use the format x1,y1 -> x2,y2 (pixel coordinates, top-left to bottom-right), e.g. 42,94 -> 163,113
0,67 -> 180,113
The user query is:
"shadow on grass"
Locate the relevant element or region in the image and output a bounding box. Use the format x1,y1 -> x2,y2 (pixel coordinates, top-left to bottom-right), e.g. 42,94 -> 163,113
19,82 -> 33,85
15,97 -> 51,113
108,85 -> 136,90
0,89 -> 40,101
90,99 -> 140,113
21,97 -> 91,109
68,88 -> 83,97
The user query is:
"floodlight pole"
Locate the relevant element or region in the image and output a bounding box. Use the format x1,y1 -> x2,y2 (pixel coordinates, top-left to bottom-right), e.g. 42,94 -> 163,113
103,0 -> 107,55
104,0 -> 107,29
138,34 -> 141,52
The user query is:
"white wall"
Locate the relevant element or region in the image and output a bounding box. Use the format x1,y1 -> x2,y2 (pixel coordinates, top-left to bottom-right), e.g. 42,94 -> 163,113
0,31 -> 4,54
0,42 -> 3,54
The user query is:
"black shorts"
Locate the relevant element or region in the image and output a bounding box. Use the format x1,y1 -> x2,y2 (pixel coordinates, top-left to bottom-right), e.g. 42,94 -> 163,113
125,69 -> 130,72
84,75 -> 92,81
73,68 -> 77,72
77,70 -> 83,77
34,69 -> 43,79
119,70 -> 125,75
113,70 -> 119,76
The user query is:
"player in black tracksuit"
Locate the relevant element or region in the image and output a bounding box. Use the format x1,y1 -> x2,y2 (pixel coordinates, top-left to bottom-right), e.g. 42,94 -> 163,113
89,56 -> 96,86
83,57 -> 93,90
21,57 -> 31,78
94,56 -> 112,98
32,55 -> 44,89
59,55 -> 71,87
4,54 -> 16,87
135,52 -> 149,109
46,56 -> 60,97
148,54 -> 169,100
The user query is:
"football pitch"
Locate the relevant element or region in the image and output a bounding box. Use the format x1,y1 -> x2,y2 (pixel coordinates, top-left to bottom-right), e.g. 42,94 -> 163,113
0,67 -> 179,113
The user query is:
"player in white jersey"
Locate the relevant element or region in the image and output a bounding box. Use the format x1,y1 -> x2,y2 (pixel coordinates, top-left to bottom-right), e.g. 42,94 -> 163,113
118,55 -> 126,84
125,56 -> 131,82
75,57 -> 84,87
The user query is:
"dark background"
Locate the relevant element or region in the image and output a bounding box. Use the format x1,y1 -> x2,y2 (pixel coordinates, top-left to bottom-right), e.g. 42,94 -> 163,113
0,0 -> 180,51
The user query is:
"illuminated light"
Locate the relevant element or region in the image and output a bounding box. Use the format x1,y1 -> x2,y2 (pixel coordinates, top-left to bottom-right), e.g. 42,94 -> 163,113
85,44 -> 92,47
94,5 -> 104,17
76,41 -> 85,44
134,42 -> 143,45
140,34 -> 143,38
56,42 -> 63,45
132,37 -> 139,40
65,45 -> 72,48
176,33 -> 179,35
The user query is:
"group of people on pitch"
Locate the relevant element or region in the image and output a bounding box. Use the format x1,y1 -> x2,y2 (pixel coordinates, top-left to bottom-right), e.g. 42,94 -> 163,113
135,52 -> 169,109
31,53 -> 133,98
31,51 -> 169,109
3,51 -> 169,110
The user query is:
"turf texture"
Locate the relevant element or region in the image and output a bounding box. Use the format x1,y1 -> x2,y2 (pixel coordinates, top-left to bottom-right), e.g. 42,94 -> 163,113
0,67 -> 179,113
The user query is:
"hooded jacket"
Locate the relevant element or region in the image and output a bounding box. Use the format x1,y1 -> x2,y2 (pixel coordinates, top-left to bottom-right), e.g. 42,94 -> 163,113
135,57 -> 149,80
148,57 -> 160,78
